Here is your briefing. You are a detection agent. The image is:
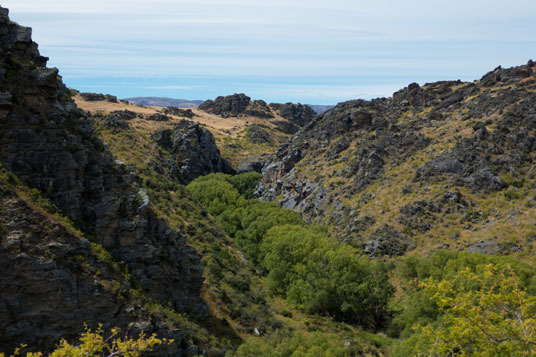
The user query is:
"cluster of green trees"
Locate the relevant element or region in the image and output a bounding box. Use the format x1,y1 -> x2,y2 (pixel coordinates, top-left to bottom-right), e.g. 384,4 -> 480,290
188,173 -> 536,356
187,173 -> 392,328
390,251 -> 536,355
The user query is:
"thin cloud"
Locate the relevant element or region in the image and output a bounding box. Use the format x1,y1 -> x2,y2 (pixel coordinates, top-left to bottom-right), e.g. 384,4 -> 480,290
3,0 -> 535,104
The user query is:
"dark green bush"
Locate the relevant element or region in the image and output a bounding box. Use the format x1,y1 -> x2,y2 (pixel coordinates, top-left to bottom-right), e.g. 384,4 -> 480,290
262,225 -> 393,328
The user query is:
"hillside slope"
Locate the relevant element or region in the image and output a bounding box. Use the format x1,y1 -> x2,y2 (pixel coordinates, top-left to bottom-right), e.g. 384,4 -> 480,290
0,6 -> 256,354
74,93 -> 312,169
257,62 -> 536,259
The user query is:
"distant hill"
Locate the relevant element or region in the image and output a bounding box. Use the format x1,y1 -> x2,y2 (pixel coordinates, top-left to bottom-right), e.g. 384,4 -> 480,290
124,96 -> 205,108
307,104 -> 335,114
125,96 -> 333,113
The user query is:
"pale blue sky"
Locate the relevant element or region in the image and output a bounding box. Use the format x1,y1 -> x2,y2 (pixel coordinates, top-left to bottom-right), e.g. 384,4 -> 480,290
3,0 -> 536,104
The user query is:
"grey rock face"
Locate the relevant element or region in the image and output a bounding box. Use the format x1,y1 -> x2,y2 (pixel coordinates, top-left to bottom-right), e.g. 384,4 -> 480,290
246,124 -> 273,144
80,92 -> 118,102
0,7 -> 205,353
257,61 -> 536,248
238,157 -> 266,173
270,102 -> 317,127
95,110 -> 138,131
199,93 -> 274,118
399,200 -> 441,232
162,106 -> 196,118
0,184 -> 190,354
151,120 -> 235,183
145,113 -> 171,121
466,240 -> 523,255
363,225 -> 414,257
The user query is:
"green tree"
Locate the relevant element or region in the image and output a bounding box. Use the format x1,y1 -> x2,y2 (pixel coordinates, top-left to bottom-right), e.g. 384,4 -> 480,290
2,324 -> 168,357
261,225 -> 392,328
396,264 -> 536,356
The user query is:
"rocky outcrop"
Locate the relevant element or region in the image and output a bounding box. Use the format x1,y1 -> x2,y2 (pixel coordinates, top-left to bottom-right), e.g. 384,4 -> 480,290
363,225 -> 414,257
151,120 -> 235,183
270,103 -> 316,127
108,109 -> 138,120
145,112 -> 170,121
238,157 -> 266,173
398,200 -> 441,232
0,178 -> 197,354
0,7 -> 205,353
257,98 -> 430,222
257,61 -> 536,248
199,93 -> 274,118
246,124 -> 273,144
163,106 -> 196,118
80,92 -> 118,103
95,110 -> 138,131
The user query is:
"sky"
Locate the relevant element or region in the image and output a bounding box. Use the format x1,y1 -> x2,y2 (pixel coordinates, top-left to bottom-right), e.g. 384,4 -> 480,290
3,0 -> 536,104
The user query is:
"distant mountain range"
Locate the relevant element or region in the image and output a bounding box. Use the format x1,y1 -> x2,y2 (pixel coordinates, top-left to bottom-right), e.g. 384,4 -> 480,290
125,96 -> 334,113
124,96 -> 205,108
307,104 -> 335,114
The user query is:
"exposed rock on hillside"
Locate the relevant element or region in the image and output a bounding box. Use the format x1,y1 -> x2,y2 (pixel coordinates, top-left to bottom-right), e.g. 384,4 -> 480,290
94,110 -> 139,131
199,93 -> 274,118
151,120 -> 235,183
363,225 -> 414,257
0,7 -> 206,352
246,124 -> 273,144
163,106 -> 196,118
0,175 -> 193,354
257,61 -> 536,255
270,103 -> 317,127
145,112 -> 171,121
238,157 -> 266,173
80,92 -> 118,103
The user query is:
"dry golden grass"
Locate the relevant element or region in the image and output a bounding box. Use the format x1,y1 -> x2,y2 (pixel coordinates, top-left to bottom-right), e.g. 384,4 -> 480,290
75,95 -> 293,168
75,95 -> 290,139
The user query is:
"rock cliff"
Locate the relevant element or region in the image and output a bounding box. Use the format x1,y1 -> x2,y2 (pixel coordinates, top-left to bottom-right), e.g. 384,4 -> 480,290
0,7 -> 207,353
151,120 -> 235,183
257,62 -> 536,256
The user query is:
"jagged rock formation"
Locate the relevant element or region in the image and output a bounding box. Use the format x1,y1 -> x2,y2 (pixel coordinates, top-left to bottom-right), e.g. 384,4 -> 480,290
0,7 -> 206,353
163,106 -> 196,118
246,124 -> 273,144
151,120 -> 235,183
94,110 -> 139,131
80,92 -> 118,102
237,157 -> 267,174
145,112 -> 171,121
0,174 -> 197,353
199,93 -> 274,118
257,61 -> 536,256
270,103 -> 317,127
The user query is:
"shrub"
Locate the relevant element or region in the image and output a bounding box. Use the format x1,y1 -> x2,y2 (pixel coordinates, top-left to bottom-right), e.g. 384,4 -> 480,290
262,225 -> 393,328
2,324 -> 169,357
394,265 -> 536,356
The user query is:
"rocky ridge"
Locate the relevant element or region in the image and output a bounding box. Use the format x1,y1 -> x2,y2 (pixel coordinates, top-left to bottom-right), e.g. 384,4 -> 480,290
257,62 -> 536,257
0,7 -> 211,353
199,93 -> 274,119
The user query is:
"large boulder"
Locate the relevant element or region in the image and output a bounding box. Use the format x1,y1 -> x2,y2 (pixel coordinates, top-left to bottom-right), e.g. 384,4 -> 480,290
199,93 -> 274,118
151,120 -> 235,183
